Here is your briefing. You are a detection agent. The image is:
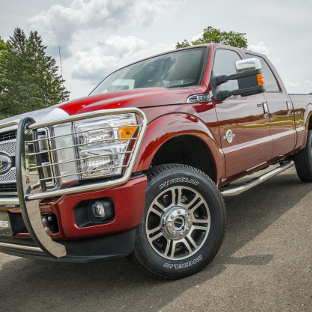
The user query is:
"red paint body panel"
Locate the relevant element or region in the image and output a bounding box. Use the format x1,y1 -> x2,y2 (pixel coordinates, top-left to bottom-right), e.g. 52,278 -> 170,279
49,175 -> 147,239
58,88 -> 198,115
214,93 -> 273,180
133,110 -> 225,181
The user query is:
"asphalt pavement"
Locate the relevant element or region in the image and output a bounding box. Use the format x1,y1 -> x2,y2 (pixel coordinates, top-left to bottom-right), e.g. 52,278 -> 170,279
0,167 -> 311,312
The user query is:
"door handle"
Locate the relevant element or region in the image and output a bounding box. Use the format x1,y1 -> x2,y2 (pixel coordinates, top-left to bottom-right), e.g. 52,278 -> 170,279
286,101 -> 291,111
262,102 -> 269,114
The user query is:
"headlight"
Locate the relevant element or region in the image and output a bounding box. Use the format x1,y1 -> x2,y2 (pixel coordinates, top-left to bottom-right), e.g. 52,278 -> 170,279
73,113 -> 137,179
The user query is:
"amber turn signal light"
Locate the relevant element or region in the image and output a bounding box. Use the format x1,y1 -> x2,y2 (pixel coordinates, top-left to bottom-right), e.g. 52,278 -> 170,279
118,124 -> 137,141
257,74 -> 264,86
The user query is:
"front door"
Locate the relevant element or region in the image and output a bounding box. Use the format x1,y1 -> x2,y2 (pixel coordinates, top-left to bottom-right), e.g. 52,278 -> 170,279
212,48 -> 273,180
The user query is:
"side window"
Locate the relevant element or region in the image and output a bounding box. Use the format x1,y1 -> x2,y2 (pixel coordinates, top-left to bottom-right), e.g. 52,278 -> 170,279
212,49 -> 242,92
246,53 -> 281,92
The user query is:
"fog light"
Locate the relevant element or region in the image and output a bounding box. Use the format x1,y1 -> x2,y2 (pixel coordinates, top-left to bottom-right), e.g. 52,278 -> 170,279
92,202 -> 106,218
91,200 -> 115,220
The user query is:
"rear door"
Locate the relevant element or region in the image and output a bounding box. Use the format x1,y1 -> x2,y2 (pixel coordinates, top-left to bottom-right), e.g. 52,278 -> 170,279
245,53 -> 296,158
212,48 -> 273,180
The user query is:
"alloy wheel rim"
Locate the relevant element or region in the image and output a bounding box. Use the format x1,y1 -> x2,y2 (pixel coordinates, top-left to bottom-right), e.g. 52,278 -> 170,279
145,185 -> 211,260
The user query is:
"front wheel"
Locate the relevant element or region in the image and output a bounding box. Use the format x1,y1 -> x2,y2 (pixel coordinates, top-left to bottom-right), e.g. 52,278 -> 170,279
130,164 -> 226,280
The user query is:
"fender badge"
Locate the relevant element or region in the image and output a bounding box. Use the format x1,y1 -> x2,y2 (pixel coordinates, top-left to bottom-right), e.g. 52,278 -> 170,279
223,129 -> 235,144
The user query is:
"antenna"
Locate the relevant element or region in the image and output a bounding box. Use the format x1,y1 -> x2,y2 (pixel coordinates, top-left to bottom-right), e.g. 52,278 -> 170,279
58,45 -> 64,85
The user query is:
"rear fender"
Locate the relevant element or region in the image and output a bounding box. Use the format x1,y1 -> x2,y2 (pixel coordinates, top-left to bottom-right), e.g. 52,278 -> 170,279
300,103 -> 312,149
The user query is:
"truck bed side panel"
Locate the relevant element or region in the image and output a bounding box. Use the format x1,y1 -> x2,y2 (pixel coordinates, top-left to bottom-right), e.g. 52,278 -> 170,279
289,94 -> 312,149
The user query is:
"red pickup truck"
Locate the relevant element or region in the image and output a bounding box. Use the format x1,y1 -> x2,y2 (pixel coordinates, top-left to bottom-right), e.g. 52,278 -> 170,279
0,43 -> 311,279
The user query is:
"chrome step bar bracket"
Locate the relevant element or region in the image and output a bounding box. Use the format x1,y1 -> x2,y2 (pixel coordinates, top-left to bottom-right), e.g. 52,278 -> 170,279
221,161 -> 294,197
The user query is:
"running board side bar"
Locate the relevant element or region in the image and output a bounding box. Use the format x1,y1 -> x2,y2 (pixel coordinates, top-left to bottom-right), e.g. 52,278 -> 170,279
221,161 -> 294,197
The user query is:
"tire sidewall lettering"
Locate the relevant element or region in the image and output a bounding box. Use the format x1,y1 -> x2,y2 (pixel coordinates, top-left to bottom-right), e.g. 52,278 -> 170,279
159,177 -> 199,191
163,254 -> 203,270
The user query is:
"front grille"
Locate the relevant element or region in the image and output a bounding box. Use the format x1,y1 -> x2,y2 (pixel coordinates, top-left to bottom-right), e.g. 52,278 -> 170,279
0,168 -> 16,182
0,130 -> 17,142
0,130 -> 17,192
0,140 -> 16,155
0,183 -> 17,193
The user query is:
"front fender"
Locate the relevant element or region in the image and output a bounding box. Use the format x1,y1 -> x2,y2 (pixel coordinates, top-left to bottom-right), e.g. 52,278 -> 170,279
133,113 -> 225,182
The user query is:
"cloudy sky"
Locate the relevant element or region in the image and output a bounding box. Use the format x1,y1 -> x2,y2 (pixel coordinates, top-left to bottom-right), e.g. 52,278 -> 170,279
1,0 -> 312,100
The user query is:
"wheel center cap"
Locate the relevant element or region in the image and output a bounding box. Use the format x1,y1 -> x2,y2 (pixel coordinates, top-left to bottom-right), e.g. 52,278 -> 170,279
162,206 -> 192,239
174,217 -> 184,230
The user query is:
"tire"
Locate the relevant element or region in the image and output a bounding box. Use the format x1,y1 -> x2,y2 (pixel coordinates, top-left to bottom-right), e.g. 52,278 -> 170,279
294,130 -> 312,182
130,164 -> 226,280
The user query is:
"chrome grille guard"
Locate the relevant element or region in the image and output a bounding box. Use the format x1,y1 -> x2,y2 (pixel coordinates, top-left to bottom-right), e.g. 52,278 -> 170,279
2,108 -> 147,258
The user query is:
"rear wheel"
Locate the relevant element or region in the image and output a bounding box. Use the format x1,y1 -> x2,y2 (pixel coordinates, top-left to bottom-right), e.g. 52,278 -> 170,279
130,164 -> 225,280
294,130 -> 312,182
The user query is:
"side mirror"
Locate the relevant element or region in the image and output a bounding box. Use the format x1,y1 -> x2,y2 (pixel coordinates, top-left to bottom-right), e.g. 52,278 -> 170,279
211,58 -> 265,101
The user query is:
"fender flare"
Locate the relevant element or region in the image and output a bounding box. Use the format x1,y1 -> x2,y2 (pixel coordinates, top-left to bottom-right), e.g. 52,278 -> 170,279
133,113 -> 225,182
299,103 -> 312,149
304,104 -> 312,130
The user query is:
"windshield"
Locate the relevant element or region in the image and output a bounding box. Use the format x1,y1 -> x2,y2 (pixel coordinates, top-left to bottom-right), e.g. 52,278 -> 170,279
90,47 -> 208,95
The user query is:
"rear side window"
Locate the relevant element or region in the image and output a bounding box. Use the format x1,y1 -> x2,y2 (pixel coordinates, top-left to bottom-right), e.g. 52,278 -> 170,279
245,53 -> 281,92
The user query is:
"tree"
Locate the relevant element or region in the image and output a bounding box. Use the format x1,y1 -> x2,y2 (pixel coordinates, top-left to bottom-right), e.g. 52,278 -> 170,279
0,28 -> 70,119
176,26 -> 247,49
0,37 -> 6,54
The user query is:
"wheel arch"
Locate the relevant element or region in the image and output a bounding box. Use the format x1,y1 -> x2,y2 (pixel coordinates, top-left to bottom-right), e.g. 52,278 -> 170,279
298,104 -> 312,150
133,113 -> 224,183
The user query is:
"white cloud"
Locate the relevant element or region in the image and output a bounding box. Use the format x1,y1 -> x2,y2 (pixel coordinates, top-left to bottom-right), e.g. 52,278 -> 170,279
191,32 -> 204,42
303,80 -> 312,87
103,35 -> 148,58
248,41 -> 268,55
26,0 -> 184,58
71,35 -> 175,83
285,81 -> 301,87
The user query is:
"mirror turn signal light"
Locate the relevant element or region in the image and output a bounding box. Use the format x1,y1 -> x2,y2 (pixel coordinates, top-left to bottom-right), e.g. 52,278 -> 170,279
257,74 -> 264,86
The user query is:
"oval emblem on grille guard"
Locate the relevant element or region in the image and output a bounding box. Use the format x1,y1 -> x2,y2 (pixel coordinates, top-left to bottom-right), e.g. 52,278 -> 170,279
0,154 -> 12,175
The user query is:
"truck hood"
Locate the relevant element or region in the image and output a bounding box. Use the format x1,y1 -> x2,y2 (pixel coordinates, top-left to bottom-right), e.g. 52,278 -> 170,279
0,107 -> 69,129
0,87 -> 199,126
57,87 -> 196,115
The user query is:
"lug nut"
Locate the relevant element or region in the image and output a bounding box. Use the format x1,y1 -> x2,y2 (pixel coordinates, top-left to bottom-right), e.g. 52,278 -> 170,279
42,218 -> 47,223
44,227 -> 50,232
